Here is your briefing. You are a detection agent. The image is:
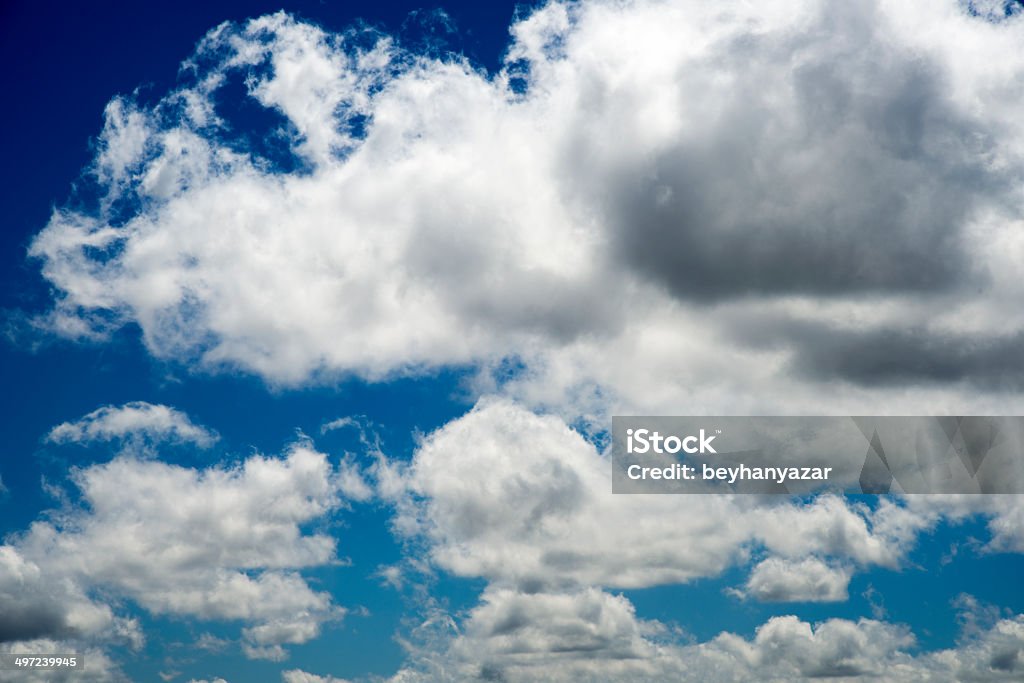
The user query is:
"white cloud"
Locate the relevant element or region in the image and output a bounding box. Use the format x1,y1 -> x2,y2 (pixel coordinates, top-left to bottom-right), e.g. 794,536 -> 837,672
46,401 -> 217,448
25,1 -> 1024,419
736,557 -> 851,603
320,417 -> 358,434
282,670 -> 352,683
987,498 -> 1024,552
455,587 -> 661,659
194,633 -> 230,653
391,399 -> 1024,680
395,397 -> 1019,593
375,564 -> 404,590
334,455 -> 374,502
897,494 -> 1024,554
705,615 -> 916,680
2,430 -> 350,661
391,592 -> 1024,682
389,586 -> 676,682
398,399 -> 919,592
387,588 -> 1024,683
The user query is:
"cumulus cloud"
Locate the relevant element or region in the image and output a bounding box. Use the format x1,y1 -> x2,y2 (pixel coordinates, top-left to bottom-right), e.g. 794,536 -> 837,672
398,399 -> 921,592
392,595 -> 1024,682
390,399 -> 1024,679
736,557 -> 851,602
462,587 -> 657,653
705,615 -> 916,680
24,0 -> 1024,413
716,613 -> 1024,682
282,670 -> 352,683
1,430 -> 349,661
46,401 -> 217,447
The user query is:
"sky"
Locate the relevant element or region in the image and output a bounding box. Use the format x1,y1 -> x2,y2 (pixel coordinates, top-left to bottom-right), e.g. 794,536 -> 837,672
1,0 -> 1024,681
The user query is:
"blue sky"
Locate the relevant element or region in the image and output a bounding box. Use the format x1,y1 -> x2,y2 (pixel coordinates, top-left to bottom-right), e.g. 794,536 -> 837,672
2,1 -> 1024,682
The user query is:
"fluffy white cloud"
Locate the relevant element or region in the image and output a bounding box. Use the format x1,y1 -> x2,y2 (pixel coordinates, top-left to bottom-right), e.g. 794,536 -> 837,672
460,587 -> 658,653
704,615 -> 916,681
26,1 -> 1024,418
700,612 -> 1024,682
282,670 -> 352,683
986,496 -> 1024,552
398,399 -> 921,592
46,401 -> 217,447
736,557 -> 851,603
390,590 -> 1024,682
389,399 -> 1024,680
401,401 -> 1024,593
3,417 -> 349,661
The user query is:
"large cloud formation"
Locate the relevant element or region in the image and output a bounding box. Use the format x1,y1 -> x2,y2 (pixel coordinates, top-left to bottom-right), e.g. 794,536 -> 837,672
398,399 -> 919,591
387,398 -> 1024,681
27,0 -> 1024,416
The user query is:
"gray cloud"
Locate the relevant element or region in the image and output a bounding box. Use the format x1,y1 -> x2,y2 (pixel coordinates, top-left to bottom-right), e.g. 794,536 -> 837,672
733,315 -> 1024,389
792,327 -> 1024,389
0,604 -> 67,644
583,2 -> 1000,302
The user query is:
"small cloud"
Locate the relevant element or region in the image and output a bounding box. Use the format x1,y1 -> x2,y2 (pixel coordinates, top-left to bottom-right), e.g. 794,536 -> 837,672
195,633 -> 231,653
736,557 -> 851,603
375,564 -> 404,590
46,401 -> 217,448
337,457 -> 373,502
282,670 -> 352,683
862,584 -> 887,620
320,417 -> 358,435
242,643 -> 287,661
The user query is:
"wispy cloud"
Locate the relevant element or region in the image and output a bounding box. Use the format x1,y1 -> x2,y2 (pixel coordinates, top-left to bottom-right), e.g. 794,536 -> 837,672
46,402 -> 218,448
